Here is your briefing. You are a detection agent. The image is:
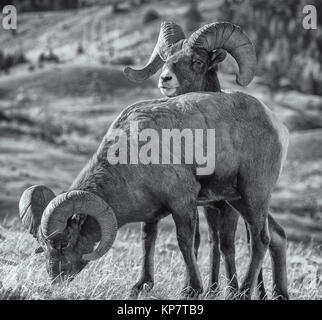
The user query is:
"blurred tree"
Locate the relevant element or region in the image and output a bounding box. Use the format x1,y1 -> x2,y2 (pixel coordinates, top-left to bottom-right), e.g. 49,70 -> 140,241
218,0 -> 322,95
0,0 -> 14,6
184,0 -> 203,34
314,0 -> 322,26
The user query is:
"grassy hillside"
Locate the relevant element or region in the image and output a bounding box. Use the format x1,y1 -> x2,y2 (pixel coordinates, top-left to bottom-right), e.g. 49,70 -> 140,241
0,222 -> 321,300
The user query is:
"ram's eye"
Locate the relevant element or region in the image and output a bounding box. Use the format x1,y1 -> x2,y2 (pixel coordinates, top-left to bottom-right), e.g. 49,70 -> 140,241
192,60 -> 204,71
61,241 -> 69,249
193,60 -> 203,66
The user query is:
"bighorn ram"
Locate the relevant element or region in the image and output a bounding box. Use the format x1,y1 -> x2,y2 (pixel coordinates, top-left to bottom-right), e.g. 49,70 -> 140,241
124,21 -> 274,297
19,89 -> 289,299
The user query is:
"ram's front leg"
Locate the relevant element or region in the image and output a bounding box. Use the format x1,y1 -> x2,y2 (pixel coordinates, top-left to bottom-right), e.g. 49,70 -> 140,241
130,220 -> 159,298
172,202 -> 203,298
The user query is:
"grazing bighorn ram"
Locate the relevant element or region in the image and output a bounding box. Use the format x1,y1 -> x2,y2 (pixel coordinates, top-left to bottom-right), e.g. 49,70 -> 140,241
124,21 -> 277,298
19,89 -> 289,299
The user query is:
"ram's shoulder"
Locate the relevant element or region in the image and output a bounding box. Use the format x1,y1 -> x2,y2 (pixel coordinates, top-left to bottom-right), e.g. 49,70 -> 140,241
122,98 -> 169,117
110,98 -> 167,125
217,91 -> 271,117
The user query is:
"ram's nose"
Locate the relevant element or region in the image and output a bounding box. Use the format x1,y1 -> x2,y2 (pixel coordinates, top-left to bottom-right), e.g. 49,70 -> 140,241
159,68 -> 174,84
161,75 -> 172,82
158,67 -> 180,97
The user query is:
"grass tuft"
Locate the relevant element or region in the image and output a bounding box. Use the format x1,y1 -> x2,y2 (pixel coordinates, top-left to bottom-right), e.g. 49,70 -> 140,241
0,225 -> 321,300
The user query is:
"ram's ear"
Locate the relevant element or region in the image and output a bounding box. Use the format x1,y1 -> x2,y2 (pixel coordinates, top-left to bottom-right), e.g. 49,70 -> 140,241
208,49 -> 227,70
19,185 -> 56,238
72,213 -> 87,227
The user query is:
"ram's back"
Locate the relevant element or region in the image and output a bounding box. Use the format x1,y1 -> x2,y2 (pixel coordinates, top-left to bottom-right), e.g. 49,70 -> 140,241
106,91 -> 287,153
72,91 -> 289,216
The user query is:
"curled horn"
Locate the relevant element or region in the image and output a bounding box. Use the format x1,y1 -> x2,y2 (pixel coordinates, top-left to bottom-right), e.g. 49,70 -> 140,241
40,190 -> 117,261
19,185 -> 56,237
124,21 -> 186,82
188,22 -> 257,86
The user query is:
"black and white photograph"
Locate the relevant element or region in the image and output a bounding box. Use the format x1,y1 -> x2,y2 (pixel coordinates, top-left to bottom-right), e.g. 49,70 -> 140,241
0,0 -> 321,305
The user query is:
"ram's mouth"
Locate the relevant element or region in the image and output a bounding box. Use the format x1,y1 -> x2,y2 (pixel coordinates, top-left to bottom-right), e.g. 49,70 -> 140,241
159,86 -> 178,97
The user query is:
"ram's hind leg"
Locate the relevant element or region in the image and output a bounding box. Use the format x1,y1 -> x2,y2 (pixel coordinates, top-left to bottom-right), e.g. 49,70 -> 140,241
184,212 -> 200,289
229,198 -> 270,300
268,214 -> 289,300
194,212 -> 200,259
218,202 -> 239,295
257,269 -> 267,299
130,220 -> 159,298
204,201 -> 239,297
204,205 -> 221,293
246,223 -> 267,299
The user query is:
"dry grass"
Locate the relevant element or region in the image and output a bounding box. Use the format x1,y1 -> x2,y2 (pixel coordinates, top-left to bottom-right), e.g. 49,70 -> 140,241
0,220 -> 321,300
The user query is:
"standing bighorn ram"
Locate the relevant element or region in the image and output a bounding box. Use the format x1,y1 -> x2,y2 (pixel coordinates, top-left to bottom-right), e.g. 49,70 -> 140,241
125,21 -> 284,298
19,88 -> 289,299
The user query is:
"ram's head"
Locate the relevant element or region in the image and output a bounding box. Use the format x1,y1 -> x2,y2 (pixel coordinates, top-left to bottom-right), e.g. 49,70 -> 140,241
124,21 -> 257,97
19,186 -> 117,282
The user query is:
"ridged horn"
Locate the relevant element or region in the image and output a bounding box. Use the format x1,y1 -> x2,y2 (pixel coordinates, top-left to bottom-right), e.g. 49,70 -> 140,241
40,190 -> 117,261
124,21 -> 186,82
188,22 -> 257,86
19,185 -> 56,237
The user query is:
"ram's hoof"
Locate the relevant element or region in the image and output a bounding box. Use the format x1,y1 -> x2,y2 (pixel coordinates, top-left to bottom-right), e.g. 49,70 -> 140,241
128,280 -> 154,299
204,285 -> 220,299
180,286 -> 202,300
237,289 -> 252,300
272,289 -> 289,300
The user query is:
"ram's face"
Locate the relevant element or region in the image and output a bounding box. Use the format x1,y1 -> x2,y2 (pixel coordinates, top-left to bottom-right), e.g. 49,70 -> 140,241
19,186 -> 117,284
124,21 -> 256,94
158,46 -> 209,97
39,224 -> 89,282
44,245 -> 86,282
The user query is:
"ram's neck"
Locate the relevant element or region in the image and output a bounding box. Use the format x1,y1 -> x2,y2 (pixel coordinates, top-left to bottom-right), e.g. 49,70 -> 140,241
69,155 -> 109,200
203,68 -> 221,93
69,153 -> 132,227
